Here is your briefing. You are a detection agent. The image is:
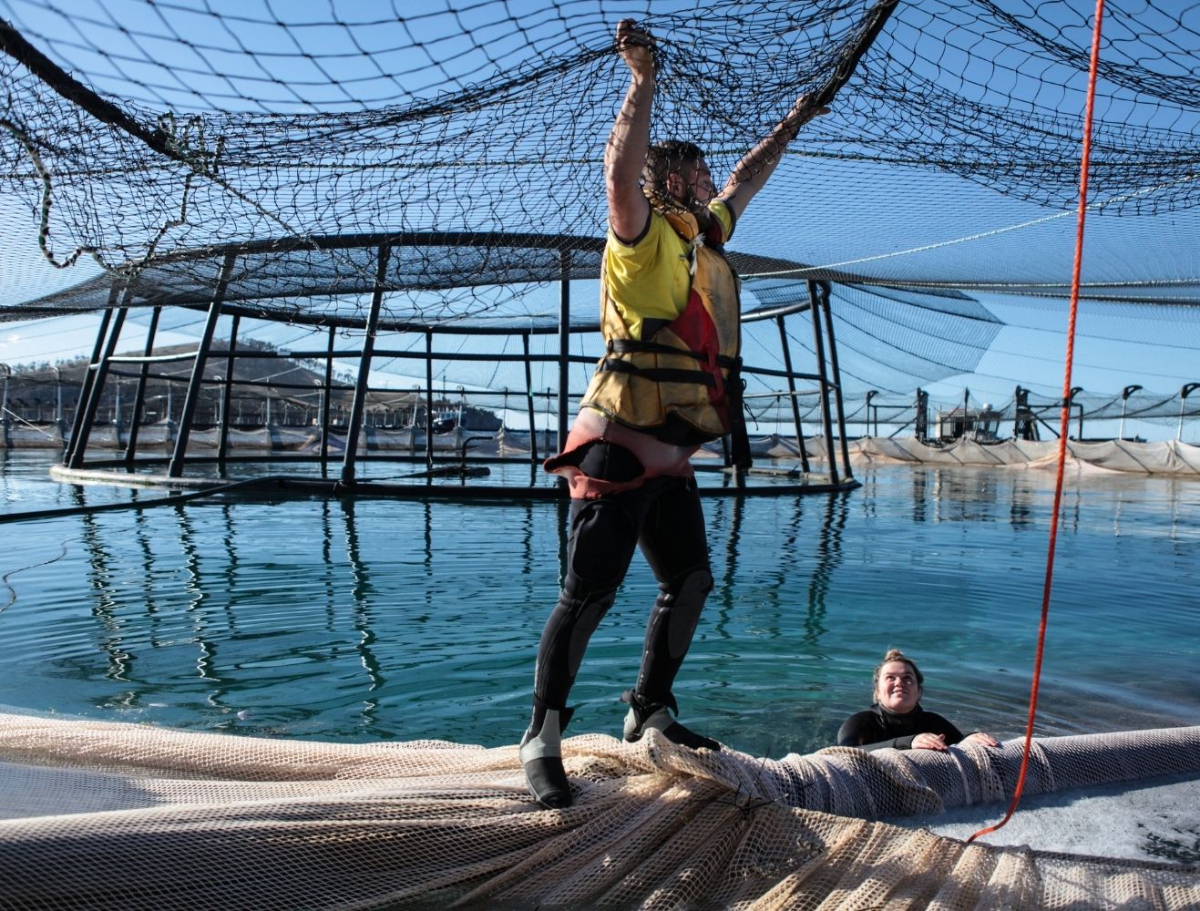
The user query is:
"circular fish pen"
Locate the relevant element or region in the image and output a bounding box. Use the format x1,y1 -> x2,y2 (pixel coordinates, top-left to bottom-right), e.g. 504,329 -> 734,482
41,231 -> 861,501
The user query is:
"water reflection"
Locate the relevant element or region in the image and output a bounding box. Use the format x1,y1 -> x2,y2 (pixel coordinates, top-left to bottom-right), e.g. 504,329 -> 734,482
339,499 -> 385,730
705,489 -> 848,655
320,499 -> 337,628
714,493 -> 745,610
65,480 -> 862,734
1009,478 -> 1036,528
172,505 -> 228,719
79,507 -> 134,687
1,454 -> 1194,749
805,491 -> 850,647
904,467 -> 1042,530
912,470 -> 927,524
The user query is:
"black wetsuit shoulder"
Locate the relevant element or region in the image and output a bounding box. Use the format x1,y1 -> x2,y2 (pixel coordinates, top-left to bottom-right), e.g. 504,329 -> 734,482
836,703 -> 965,752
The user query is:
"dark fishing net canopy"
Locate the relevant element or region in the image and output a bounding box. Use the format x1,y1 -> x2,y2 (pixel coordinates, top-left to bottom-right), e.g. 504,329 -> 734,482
1,0 -> 1198,419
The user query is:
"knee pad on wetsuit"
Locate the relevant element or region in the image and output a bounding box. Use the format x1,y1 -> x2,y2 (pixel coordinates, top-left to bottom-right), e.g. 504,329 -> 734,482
558,498 -> 638,678
655,568 -> 714,659
537,497 -> 637,697
560,496 -> 640,675
557,578 -> 618,677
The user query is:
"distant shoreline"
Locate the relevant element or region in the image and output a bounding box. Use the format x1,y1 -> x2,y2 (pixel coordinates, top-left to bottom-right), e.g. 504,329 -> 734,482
4,424 -> 1198,478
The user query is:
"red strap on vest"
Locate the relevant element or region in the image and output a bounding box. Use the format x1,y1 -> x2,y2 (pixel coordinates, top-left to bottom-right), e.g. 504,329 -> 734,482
666,290 -> 726,407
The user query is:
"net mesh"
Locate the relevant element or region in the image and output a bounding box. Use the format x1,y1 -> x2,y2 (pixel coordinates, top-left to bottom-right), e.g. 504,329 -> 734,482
0,710 -> 1197,908
2,0 -> 1199,310
2,1 -> 1199,434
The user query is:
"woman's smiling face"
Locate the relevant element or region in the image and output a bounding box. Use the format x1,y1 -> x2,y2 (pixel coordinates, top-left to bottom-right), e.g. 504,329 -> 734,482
875,660 -> 921,714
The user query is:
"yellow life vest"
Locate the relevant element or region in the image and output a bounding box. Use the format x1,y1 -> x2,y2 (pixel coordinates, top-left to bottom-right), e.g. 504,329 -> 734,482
580,208 -> 743,445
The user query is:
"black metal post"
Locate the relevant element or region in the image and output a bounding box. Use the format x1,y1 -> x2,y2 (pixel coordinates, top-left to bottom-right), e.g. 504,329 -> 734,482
320,325 -> 334,465
169,251 -> 237,478
558,249 -> 571,454
914,387 -> 929,442
522,331 -> 539,464
817,281 -> 853,481
217,313 -> 240,463
1070,386 -> 1084,440
776,313 -> 810,473
68,289 -> 131,469
1178,383 -> 1200,441
806,280 -> 839,486
124,305 -> 162,462
340,244 -> 390,484
424,330 -> 435,469
864,390 -> 878,440
1119,384 -> 1142,441
65,284 -> 119,467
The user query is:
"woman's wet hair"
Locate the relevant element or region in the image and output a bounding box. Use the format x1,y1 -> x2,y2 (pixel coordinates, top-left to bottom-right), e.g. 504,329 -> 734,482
872,648 -> 924,696
642,140 -> 705,211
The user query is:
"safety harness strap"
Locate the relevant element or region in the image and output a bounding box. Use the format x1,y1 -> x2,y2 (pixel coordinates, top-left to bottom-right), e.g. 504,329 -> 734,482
598,357 -> 715,387
606,337 -> 741,369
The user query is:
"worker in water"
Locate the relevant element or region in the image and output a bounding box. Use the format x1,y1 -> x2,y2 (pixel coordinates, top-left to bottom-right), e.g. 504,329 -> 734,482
837,649 -> 1001,751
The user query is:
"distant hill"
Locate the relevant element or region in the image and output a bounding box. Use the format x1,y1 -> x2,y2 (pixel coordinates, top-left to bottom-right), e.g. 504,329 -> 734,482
2,340 -> 493,428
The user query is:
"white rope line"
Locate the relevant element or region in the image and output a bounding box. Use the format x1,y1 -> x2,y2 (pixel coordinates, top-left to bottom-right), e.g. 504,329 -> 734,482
742,169 -> 1200,280
1,406 -> 60,438
745,211 -> 1080,279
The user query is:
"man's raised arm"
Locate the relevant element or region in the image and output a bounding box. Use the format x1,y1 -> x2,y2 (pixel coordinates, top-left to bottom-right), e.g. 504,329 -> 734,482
718,95 -> 829,223
605,20 -> 655,243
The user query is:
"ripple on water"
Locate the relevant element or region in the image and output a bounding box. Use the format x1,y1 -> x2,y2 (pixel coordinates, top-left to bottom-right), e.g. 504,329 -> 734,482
0,458 -> 1195,750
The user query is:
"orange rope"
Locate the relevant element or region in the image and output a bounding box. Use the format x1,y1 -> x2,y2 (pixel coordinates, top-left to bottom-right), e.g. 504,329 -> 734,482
967,0 -> 1107,845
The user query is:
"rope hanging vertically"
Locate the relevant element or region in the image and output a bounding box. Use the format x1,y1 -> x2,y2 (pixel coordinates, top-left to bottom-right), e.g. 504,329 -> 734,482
968,0 -> 1107,844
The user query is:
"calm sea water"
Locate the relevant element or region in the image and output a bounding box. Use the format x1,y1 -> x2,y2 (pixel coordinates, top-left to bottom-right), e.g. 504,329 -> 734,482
0,449 -> 1196,757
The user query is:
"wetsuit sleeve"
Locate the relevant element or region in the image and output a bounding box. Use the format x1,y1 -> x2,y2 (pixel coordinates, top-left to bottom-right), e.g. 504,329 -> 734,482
860,734 -> 915,752
836,712 -> 914,751
926,712 -> 966,745
835,712 -> 871,746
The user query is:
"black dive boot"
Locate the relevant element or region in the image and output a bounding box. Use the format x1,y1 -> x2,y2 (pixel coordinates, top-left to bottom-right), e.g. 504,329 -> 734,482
621,690 -> 720,751
519,702 -> 575,809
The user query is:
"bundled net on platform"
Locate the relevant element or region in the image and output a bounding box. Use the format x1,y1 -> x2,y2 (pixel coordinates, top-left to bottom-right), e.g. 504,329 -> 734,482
0,710 -> 1198,908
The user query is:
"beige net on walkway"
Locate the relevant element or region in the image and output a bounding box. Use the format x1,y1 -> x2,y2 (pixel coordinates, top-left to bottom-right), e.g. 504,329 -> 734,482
0,711 -> 1197,909
847,438 -> 1200,476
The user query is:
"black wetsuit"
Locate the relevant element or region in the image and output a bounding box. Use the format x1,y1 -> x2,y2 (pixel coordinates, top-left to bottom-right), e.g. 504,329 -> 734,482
836,702 -> 966,752
533,466 -> 710,712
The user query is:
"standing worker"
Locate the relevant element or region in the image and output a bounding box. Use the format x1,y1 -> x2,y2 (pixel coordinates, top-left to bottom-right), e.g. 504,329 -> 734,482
520,19 -> 829,809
